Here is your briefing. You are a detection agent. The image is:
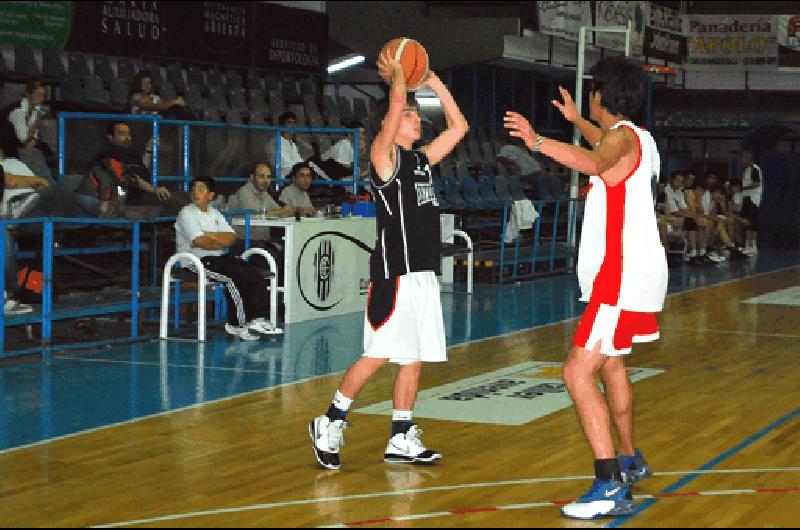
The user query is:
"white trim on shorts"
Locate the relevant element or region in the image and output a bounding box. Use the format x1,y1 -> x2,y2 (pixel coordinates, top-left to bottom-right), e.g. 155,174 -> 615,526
363,271 -> 447,365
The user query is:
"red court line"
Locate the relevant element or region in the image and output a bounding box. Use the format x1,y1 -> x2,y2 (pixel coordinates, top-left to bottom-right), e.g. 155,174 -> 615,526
333,486 -> 800,527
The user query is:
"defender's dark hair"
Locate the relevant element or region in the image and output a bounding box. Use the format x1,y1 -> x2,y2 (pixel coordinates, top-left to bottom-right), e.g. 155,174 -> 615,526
589,55 -> 646,119
345,120 -> 364,130
190,176 -> 216,193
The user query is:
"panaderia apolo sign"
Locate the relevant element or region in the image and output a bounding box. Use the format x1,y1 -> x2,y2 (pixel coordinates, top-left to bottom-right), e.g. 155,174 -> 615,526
685,15 -> 778,69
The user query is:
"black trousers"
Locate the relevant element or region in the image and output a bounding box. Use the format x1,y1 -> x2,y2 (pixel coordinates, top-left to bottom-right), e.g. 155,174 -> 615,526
184,254 -> 269,326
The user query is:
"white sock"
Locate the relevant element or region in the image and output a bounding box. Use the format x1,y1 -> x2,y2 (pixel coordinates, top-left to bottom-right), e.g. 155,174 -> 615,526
700,247 -> 706,255
392,410 -> 413,422
333,390 -> 353,412
689,249 -> 697,258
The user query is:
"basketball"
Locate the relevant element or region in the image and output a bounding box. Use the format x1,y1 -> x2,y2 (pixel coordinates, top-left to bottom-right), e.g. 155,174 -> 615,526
379,37 -> 429,90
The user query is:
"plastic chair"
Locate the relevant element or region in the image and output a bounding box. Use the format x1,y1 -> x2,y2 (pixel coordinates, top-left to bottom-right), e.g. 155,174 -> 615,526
160,248 -> 279,342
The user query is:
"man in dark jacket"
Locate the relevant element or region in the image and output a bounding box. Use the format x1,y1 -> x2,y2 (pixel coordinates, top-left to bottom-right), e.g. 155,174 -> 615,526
78,121 -> 189,218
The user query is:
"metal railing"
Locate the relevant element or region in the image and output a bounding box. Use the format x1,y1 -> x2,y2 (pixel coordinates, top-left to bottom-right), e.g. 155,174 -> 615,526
56,112 -> 363,193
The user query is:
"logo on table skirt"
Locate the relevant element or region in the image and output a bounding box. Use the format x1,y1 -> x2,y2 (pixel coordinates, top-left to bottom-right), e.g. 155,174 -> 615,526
297,231 -> 373,311
315,239 -> 334,302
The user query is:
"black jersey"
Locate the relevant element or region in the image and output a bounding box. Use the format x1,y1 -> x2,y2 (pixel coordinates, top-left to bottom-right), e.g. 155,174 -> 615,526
370,146 -> 441,280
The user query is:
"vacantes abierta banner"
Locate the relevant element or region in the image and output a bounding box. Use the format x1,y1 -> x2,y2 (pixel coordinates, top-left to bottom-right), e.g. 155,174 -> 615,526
0,1 -> 73,49
685,14 -> 778,70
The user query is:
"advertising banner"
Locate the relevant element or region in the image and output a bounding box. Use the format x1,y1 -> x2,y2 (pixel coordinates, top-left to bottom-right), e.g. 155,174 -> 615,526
685,14 -> 778,69
595,1 -> 646,52
0,1 -> 73,49
537,1 -> 592,42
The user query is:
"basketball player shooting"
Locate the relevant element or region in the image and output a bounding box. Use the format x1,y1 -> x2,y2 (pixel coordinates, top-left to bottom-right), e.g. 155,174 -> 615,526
309,43 -> 469,470
504,56 -> 668,519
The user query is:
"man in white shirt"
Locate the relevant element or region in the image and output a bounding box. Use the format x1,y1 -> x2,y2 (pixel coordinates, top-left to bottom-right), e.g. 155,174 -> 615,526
3,80 -> 51,159
175,176 -> 277,340
278,163 -> 316,217
269,111 -> 305,179
739,149 -> 762,255
321,120 -> 369,179
664,171 -> 705,264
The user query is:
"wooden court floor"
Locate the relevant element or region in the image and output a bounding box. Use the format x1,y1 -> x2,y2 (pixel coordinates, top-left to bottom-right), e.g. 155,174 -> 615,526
1,267 -> 799,527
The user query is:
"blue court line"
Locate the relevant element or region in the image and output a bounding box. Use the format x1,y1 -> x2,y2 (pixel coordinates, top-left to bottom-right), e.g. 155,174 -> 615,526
607,405 -> 800,528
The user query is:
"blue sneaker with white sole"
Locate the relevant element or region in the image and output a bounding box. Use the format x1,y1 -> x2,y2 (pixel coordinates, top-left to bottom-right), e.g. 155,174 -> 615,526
617,448 -> 653,485
560,478 -> 634,519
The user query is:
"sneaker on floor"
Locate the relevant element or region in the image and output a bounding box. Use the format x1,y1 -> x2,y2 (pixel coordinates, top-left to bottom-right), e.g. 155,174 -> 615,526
384,424 -> 442,465
4,298 -> 33,315
309,415 -> 348,470
224,323 -> 259,341
248,317 -> 283,335
560,478 -> 634,520
617,449 -> 653,485
706,251 -> 726,263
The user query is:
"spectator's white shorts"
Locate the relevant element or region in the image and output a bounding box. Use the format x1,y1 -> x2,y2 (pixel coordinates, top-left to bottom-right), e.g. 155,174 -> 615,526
363,271 -> 447,365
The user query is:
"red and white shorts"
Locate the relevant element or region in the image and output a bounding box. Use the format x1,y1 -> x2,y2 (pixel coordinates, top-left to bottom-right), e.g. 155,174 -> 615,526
363,271 -> 447,365
573,302 -> 660,356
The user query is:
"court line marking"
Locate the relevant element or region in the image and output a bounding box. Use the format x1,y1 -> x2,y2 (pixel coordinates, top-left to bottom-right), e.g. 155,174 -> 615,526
317,485 -> 800,528
657,328 -> 800,339
91,467 -> 800,527
608,405 -> 800,528
57,355 -> 298,375
0,372 -> 330,456
4,264 -> 799,457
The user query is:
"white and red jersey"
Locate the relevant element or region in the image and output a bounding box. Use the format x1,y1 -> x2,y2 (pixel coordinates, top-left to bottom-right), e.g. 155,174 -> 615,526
576,121 -> 668,313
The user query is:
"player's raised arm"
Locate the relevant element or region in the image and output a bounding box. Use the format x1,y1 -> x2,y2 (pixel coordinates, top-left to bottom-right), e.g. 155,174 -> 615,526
370,50 -> 407,182
419,72 -> 469,166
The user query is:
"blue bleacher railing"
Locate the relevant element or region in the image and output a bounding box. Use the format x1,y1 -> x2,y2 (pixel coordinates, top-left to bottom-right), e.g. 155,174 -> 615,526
1,211 -> 253,361
57,112 -> 362,193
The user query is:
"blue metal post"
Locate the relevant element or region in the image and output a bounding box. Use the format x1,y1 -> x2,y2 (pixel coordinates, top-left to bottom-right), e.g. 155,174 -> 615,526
499,201 -> 508,282
0,224 -> 5,355
57,114 -> 66,179
352,128 -> 360,195
245,212 -> 251,250
182,124 -> 191,192
42,220 -> 53,364
549,201 -> 561,272
131,222 -> 140,338
512,229 -> 521,280
151,116 -> 159,185
532,201 -> 543,274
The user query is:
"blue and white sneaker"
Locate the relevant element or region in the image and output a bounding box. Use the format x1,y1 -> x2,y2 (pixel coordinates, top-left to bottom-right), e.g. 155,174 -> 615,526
617,449 -> 653,485
560,478 -> 634,519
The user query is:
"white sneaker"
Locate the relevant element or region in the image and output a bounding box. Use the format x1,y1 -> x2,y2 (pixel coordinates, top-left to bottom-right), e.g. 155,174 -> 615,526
224,323 -> 259,341
248,317 -> 283,335
4,298 -> 33,315
384,425 -> 442,465
742,247 -> 757,256
309,415 -> 348,470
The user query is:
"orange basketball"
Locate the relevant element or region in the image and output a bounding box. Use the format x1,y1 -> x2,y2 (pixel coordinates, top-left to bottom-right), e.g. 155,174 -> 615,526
379,38 -> 429,90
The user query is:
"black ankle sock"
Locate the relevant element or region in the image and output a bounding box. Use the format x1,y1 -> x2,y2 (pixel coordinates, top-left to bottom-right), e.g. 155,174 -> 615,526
326,403 -> 347,421
391,420 -> 413,437
595,458 -> 623,482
